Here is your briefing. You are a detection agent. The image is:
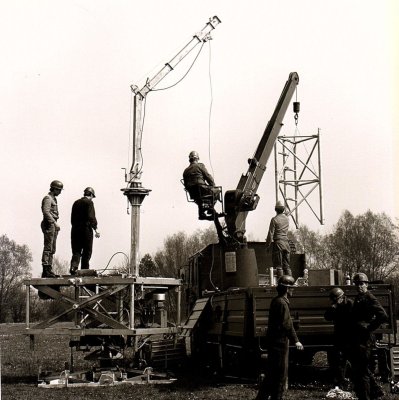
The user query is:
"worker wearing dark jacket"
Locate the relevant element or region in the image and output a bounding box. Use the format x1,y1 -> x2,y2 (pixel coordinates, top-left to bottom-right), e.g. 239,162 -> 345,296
256,275 -> 303,400
183,150 -> 217,220
265,200 -> 292,278
324,287 -> 353,389
348,273 -> 388,400
69,187 -> 100,275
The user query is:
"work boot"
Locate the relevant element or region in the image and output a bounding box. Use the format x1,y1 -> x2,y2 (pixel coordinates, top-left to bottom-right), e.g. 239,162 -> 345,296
41,265 -> 58,278
69,266 -> 78,276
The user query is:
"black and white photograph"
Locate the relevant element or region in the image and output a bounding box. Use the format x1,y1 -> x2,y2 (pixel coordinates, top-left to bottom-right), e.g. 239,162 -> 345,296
0,1 -> 398,399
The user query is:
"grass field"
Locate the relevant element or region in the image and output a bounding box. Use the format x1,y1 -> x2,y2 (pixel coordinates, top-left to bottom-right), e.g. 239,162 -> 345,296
1,323 -> 396,400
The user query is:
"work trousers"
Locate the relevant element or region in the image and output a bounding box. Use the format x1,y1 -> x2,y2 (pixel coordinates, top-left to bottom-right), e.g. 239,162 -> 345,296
256,342 -> 289,400
328,346 -> 350,389
272,241 -> 291,277
348,341 -> 383,400
70,226 -> 93,270
41,221 -> 58,266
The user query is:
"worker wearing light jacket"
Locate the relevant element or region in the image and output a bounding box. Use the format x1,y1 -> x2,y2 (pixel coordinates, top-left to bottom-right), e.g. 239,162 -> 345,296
256,275 -> 303,400
69,187 -> 100,275
41,180 -> 63,278
265,200 -> 292,278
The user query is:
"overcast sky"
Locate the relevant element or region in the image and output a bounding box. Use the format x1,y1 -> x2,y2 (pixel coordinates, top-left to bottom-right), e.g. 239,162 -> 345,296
1,0 -> 398,277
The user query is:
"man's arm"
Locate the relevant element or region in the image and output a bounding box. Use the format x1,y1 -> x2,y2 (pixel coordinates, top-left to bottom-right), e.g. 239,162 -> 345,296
265,219 -> 275,247
200,164 -> 215,186
88,202 -> 98,230
41,196 -> 56,224
368,294 -> 388,332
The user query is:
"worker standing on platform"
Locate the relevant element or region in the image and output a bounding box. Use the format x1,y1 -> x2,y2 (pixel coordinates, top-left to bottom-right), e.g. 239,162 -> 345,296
41,180 -> 63,278
69,187 -> 100,275
256,275 -> 303,400
347,272 -> 387,400
183,150 -> 217,220
265,200 -> 292,278
324,287 -> 353,390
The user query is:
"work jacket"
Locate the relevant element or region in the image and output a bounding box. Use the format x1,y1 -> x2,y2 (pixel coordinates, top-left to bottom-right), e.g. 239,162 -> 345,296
265,213 -> 290,249
41,192 -> 59,224
183,162 -> 215,188
266,295 -> 299,347
350,291 -> 388,344
71,197 -> 98,230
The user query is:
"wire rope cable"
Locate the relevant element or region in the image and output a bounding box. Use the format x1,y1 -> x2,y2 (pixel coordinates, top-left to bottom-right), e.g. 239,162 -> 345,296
152,41 -> 205,92
98,251 -> 130,275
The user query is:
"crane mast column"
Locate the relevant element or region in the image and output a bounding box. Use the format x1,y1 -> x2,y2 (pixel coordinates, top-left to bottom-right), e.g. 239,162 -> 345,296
122,16 -> 221,276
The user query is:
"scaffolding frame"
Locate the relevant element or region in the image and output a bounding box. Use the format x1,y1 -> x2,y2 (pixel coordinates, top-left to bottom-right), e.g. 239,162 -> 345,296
274,128 -> 324,228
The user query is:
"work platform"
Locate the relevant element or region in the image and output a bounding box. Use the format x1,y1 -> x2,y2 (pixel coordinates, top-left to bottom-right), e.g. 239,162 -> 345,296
24,274 -> 182,347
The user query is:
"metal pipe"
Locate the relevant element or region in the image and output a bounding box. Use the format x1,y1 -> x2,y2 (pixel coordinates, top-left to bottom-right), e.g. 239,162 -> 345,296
317,128 -> 325,224
176,285 -> 181,327
274,143 -> 278,202
25,284 -> 30,329
129,284 -> 135,329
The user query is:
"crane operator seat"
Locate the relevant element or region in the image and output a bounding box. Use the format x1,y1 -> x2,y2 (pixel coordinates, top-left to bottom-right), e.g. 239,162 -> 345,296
182,151 -> 222,220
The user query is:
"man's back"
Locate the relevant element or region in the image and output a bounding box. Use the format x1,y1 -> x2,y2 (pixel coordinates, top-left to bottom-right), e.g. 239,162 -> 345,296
183,162 -> 214,187
71,197 -> 97,229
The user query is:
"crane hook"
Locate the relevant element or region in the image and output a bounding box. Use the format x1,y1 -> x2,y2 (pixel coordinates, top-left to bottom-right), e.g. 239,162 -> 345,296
293,101 -> 300,126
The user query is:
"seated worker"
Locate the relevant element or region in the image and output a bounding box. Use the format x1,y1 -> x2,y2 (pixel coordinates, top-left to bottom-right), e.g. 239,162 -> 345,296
183,150 -> 218,220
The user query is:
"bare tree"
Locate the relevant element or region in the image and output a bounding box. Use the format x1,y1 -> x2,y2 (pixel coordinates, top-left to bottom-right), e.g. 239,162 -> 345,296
0,234 -> 32,322
154,226 -> 218,277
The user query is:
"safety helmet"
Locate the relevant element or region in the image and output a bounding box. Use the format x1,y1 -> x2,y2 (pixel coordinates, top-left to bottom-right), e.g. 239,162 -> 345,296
189,151 -> 199,161
277,275 -> 296,287
275,200 -> 285,211
84,187 -> 96,198
353,272 -> 369,284
329,287 -> 344,301
50,180 -> 63,190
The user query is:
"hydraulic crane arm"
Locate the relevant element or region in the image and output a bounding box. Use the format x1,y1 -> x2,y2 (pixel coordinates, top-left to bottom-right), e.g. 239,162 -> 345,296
127,16 -> 221,183
223,72 -> 299,241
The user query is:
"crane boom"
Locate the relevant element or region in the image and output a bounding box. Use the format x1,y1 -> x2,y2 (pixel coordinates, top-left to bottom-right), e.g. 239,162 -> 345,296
223,72 -> 299,241
128,16 -> 221,182
122,16 -> 221,276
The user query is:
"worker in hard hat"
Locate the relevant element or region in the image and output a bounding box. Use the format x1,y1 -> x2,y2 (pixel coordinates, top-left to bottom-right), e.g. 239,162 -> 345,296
183,151 -> 218,220
41,180 -> 63,278
347,272 -> 388,400
256,275 -> 303,400
69,187 -> 100,275
324,287 -> 353,390
265,200 -> 292,278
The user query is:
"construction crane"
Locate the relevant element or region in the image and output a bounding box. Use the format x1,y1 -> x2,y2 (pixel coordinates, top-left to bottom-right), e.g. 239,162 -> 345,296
121,16 -> 221,276
219,72 -> 299,244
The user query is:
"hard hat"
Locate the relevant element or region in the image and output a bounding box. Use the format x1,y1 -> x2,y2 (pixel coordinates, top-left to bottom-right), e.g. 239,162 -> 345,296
353,272 -> 369,284
50,180 -> 63,190
84,187 -> 96,198
277,275 -> 296,287
275,200 -> 285,211
329,287 -> 344,301
189,151 -> 199,160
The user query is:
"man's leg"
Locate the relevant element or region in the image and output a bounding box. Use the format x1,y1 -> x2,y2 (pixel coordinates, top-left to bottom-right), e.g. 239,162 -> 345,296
349,345 -> 372,400
272,244 -> 283,278
81,229 -> 93,269
70,229 -> 84,274
282,250 -> 292,276
41,222 -> 57,278
270,344 -> 288,400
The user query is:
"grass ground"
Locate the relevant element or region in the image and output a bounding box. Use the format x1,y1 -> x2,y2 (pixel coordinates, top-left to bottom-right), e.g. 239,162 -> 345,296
1,323 -> 397,400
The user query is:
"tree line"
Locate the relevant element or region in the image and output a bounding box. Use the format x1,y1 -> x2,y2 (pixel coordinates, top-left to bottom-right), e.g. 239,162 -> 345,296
0,210 -> 398,323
